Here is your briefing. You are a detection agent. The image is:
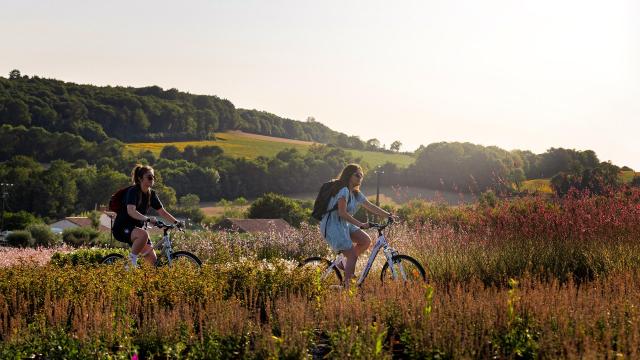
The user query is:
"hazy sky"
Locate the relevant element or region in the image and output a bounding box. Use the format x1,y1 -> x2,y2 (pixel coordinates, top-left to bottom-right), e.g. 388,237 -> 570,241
3,0 -> 639,168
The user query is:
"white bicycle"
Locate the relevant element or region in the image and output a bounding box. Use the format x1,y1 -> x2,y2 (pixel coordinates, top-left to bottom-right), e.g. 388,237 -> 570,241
299,218 -> 426,286
101,219 -> 202,267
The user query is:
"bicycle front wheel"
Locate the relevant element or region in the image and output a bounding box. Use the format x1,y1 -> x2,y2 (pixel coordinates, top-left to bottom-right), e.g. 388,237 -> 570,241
298,257 -> 343,287
380,255 -> 427,284
101,253 -> 125,265
170,251 -> 202,268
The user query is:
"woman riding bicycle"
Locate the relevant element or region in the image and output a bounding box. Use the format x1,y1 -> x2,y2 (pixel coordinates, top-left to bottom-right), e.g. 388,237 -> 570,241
112,164 -> 181,267
320,164 -> 392,286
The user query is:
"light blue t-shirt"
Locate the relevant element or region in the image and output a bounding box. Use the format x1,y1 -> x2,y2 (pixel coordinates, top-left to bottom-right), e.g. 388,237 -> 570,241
319,187 -> 367,252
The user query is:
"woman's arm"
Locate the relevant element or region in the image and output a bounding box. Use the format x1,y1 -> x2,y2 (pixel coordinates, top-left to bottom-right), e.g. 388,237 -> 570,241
157,207 -> 178,224
127,204 -> 152,222
361,199 -> 392,218
337,197 -> 369,228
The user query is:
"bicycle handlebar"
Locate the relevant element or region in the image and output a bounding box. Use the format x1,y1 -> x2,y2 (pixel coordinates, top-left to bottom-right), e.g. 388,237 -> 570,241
362,216 -> 394,231
145,218 -> 184,231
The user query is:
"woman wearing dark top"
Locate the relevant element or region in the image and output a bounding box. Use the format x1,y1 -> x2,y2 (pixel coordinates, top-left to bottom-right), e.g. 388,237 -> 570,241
112,165 -> 181,267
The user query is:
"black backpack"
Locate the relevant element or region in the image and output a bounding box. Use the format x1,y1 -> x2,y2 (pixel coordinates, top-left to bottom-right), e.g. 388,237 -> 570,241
311,180 -> 346,221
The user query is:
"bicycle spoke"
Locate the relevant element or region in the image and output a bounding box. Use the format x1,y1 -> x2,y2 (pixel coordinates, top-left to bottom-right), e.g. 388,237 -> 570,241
380,255 -> 427,284
299,257 -> 343,288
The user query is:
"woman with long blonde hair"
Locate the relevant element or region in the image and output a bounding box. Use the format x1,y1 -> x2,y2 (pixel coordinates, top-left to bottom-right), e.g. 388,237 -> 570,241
320,164 -> 392,286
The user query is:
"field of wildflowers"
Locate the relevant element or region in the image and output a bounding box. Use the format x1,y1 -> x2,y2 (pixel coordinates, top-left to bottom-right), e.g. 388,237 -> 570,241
2,188 -> 640,358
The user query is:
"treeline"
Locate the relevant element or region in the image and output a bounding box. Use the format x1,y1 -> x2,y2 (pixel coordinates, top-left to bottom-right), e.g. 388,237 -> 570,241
0,125 -> 361,221
368,142 -> 622,195
155,143 -> 357,199
0,71 -> 379,150
0,71 -> 631,224
0,121 -> 626,223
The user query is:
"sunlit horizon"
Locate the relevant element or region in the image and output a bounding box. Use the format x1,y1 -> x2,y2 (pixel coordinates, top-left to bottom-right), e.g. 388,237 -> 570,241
2,0 -> 638,168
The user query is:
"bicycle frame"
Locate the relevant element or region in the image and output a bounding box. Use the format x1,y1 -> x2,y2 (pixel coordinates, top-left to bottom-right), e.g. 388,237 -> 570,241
323,224 -> 406,285
151,225 -> 175,265
152,222 -> 179,265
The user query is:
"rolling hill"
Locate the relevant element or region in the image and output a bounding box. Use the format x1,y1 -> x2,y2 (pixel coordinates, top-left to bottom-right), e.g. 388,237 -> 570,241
126,130 -> 415,168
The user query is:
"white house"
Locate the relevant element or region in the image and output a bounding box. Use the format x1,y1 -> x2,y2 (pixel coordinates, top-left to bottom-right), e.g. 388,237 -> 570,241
50,212 -> 115,234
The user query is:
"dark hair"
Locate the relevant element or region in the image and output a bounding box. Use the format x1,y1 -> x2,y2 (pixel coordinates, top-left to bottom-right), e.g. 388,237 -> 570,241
330,164 -> 363,197
131,164 -> 153,209
131,164 -> 154,185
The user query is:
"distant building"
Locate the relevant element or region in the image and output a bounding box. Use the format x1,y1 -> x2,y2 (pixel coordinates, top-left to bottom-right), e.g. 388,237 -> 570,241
50,213 -> 114,233
212,218 -> 294,235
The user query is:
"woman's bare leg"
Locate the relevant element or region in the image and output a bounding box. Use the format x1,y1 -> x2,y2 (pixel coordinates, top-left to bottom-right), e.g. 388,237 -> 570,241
350,229 -> 371,257
342,247 -> 358,287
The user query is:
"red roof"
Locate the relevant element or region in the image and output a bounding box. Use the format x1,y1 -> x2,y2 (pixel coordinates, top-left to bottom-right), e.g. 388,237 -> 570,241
65,217 -> 111,232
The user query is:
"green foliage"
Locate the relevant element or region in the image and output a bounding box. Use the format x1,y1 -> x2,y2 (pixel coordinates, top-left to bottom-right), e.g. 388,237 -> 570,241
179,193 -> 200,208
551,161 -> 621,196
491,279 -> 540,359
62,227 -> 101,247
6,230 -> 34,247
27,224 -> 61,247
50,248 -> 128,266
1,211 -> 42,230
247,193 -> 308,227
478,190 -> 498,208
408,142 -> 522,193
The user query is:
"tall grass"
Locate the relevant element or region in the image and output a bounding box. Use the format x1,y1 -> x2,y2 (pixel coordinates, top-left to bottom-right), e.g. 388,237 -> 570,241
3,189 -> 640,357
3,264 -> 640,358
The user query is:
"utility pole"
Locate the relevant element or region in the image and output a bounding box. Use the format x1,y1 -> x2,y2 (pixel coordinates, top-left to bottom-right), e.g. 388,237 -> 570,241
0,183 -> 14,233
374,167 -> 384,207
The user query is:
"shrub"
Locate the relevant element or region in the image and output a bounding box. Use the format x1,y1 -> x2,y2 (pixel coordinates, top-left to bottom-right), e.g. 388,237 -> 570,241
62,227 -> 100,247
27,224 -> 60,247
90,232 -> 127,249
6,230 -> 34,248
2,211 -> 42,230
247,193 -> 308,227
50,248 -> 128,266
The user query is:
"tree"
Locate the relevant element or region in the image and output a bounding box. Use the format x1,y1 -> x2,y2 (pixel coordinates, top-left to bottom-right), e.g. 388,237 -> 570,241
551,162 -> 621,197
159,145 -> 182,160
9,69 -> 21,79
390,140 -> 402,152
247,193 -> 307,227
179,194 -> 200,208
87,211 -> 101,229
3,100 -> 31,126
366,138 -> 381,151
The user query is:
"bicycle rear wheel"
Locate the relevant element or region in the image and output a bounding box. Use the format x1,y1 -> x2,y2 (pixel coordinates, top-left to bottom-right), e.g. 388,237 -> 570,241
101,253 -> 125,265
169,251 -> 202,268
298,257 -> 343,287
380,255 -> 427,284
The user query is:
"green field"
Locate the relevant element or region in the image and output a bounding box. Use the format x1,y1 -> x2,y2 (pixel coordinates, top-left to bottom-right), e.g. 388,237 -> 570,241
126,131 -> 414,168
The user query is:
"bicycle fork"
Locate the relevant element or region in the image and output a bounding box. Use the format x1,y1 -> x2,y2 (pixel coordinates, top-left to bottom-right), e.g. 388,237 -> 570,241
383,247 -> 408,281
152,235 -> 173,265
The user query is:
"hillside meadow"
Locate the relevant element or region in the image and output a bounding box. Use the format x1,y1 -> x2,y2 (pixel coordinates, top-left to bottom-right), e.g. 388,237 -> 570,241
126,131 -> 415,168
3,189 -> 640,358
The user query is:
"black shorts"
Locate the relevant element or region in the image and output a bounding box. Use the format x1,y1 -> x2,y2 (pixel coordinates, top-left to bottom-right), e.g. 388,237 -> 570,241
112,225 -> 136,245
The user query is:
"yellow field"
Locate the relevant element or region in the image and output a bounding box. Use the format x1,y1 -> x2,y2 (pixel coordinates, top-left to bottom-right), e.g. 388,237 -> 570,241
126,131 -> 414,168
521,171 -> 639,194
620,170 -> 639,183
520,179 -> 554,194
